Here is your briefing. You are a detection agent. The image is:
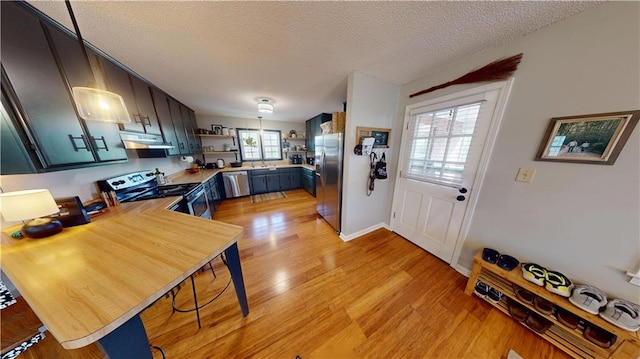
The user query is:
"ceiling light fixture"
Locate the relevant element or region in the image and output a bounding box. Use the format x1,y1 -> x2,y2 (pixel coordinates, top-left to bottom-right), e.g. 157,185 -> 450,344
65,0 -> 131,124
257,98 -> 274,114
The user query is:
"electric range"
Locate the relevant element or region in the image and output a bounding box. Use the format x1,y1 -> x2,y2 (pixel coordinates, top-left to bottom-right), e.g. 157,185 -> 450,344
97,170 -> 200,203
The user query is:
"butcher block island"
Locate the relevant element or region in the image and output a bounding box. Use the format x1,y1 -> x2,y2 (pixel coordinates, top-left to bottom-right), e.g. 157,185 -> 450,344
0,197 -> 249,358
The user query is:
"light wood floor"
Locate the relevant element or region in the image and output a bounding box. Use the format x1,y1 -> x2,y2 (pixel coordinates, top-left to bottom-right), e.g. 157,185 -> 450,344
20,189 -> 569,358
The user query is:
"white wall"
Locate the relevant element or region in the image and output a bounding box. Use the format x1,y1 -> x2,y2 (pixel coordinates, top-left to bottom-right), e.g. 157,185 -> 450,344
341,71 -> 400,238
395,2 -> 640,301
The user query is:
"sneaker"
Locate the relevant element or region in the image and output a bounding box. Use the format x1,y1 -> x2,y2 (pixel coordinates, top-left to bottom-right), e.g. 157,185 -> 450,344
487,287 -> 504,303
473,280 -> 489,298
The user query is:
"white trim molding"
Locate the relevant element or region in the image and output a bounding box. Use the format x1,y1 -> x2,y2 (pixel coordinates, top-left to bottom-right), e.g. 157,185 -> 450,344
340,223 -> 390,242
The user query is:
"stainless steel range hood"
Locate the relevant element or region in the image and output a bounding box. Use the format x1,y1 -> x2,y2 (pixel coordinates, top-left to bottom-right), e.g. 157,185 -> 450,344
120,132 -> 174,150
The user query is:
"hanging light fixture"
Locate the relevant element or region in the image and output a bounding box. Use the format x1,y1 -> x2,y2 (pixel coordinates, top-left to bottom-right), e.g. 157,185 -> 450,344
65,0 -> 131,123
257,98 -> 274,114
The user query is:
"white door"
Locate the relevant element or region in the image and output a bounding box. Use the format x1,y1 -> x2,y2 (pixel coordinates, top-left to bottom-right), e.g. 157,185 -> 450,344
391,82 -> 512,264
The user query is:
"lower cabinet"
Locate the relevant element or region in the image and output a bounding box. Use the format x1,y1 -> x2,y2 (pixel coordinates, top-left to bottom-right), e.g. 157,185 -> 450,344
206,173 -> 225,213
249,168 -> 303,195
302,168 -> 316,197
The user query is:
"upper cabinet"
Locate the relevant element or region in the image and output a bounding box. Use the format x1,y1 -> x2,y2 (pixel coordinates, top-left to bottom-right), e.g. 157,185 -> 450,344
43,21 -> 128,163
151,88 -> 181,156
0,2 -> 202,173
98,55 -> 162,135
305,113 -> 332,153
0,2 -> 126,171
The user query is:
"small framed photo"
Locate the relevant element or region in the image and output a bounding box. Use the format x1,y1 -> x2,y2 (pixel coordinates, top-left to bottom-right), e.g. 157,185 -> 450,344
535,110 -> 640,165
356,126 -> 391,148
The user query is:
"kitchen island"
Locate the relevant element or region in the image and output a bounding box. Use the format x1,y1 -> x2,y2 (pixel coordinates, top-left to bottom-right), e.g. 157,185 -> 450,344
0,197 -> 248,358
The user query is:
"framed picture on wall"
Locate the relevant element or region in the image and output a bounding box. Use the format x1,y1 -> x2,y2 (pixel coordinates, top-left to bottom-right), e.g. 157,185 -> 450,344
535,110 -> 640,165
356,126 -> 391,148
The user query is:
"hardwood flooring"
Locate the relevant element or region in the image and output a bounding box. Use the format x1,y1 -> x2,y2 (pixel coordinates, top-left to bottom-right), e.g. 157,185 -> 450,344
20,189 -> 569,358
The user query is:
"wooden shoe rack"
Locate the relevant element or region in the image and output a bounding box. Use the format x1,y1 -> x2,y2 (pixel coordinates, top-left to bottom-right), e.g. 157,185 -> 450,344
464,251 -> 640,359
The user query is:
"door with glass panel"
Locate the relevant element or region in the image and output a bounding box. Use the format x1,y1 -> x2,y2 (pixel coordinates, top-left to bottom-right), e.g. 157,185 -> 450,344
391,83 -> 510,263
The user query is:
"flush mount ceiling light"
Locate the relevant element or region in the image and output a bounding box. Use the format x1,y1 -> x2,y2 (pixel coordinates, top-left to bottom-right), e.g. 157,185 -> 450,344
66,0 -> 130,123
257,98 -> 274,114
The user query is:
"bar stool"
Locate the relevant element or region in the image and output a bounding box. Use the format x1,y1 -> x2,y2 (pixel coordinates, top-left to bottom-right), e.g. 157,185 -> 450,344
170,253 -> 232,329
1,281 -> 46,359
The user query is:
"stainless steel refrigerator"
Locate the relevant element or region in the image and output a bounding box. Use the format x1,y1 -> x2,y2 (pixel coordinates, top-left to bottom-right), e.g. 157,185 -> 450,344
315,133 -> 344,233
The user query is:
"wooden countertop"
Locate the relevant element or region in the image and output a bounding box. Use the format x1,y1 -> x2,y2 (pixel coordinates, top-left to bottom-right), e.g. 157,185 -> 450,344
0,198 -> 244,349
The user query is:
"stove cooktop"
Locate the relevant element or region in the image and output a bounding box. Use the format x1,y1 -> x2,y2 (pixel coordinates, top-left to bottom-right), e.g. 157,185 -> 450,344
128,183 -> 199,202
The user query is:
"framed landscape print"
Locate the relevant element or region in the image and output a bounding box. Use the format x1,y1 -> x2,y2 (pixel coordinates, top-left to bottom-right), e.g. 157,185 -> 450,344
535,110 -> 640,165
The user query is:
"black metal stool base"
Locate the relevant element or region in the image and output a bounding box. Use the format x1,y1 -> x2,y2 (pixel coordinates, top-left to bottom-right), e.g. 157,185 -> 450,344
170,254 -> 231,329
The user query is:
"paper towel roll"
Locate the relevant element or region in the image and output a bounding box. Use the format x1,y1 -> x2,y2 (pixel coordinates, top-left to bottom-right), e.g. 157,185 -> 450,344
180,156 -> 194,163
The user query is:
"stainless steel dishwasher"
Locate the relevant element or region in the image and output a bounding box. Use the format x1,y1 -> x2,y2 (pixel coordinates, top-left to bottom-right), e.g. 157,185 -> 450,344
222,171 -> 251,198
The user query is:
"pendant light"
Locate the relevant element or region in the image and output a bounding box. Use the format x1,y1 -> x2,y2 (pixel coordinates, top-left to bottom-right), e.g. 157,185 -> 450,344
257,98 -> 274,114
65,0 -> 131,123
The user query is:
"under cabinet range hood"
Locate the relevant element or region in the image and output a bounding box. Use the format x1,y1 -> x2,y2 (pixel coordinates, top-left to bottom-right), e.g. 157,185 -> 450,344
120,132 -> 174,150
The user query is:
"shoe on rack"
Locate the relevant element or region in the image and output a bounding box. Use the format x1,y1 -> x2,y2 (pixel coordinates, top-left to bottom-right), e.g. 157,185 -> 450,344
508,299 -> 528,322
487,287 -> 504,303
569,285 -> 608,315
599,299 -> 640,332
521,263 -> 547,286
473,280 -> 489,298
544,271 -> 574,297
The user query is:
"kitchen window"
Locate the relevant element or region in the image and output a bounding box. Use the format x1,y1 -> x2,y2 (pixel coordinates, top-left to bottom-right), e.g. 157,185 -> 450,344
237,128 -> 282,161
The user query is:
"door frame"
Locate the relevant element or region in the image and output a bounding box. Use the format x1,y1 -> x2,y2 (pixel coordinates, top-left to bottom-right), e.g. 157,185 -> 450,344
392,79 -> 514,273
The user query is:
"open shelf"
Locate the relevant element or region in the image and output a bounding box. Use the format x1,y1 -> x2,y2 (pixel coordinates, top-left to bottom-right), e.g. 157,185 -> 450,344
202,151 -> 237,155
198,134 -> 235,138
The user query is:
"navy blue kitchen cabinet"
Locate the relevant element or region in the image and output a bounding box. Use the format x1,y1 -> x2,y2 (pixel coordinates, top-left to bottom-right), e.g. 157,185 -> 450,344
99,56 -> 162,135
184,105 -> 202,154
151,88 -> 181,156
1,90 -> 37,174
45,21 -> 128,163
206,173 -> 225,211
302,167 -> 316,197
250,168 -> 304,194
278,169 -> 292,191
290,168 -> 302,190
0,1 -> 202,174
0,1 -> 128,173
305,113 -> 332,153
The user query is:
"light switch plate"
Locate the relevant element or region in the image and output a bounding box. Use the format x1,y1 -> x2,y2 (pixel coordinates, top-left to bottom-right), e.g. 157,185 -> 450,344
516,167 -> 536,183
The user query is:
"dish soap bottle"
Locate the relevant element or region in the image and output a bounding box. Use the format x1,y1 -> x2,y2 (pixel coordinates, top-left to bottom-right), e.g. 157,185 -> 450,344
154,168 -> 166,184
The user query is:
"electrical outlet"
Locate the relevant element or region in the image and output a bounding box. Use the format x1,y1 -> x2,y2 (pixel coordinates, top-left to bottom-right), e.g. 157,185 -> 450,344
516,167 -> 536,183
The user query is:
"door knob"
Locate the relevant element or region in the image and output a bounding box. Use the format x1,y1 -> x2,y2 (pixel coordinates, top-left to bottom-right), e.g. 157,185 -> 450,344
459,187 -> 468,193
456,195 -> 466,201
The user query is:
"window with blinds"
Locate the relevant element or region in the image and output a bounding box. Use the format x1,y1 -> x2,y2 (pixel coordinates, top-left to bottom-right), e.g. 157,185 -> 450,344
404,102 -> 482,186
237,129 -> 283,161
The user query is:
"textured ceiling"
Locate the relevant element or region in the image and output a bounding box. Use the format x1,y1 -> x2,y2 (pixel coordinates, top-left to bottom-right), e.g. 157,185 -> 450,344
27,1 -> 602,122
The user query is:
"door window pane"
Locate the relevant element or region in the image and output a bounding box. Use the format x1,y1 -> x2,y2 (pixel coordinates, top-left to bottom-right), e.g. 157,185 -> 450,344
404,102 -> 481,186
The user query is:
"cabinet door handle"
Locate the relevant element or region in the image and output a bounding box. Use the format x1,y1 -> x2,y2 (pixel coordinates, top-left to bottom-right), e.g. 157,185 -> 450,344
91,135 -> 109,151
139,115 -> 151,127
179,142 -> 185,150
69,134 -> 90,152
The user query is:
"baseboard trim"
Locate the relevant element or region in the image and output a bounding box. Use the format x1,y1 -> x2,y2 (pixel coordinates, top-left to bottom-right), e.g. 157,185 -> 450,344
339,223 -> 390,242
454,263 -> 471,277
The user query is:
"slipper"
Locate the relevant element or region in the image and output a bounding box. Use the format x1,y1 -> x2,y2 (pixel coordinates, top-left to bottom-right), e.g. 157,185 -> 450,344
487,287 -> 504,303
533,296 -> 555,315
473,280 -> 489,298
569,285 -> 607,314
584,324 -> 617,348
544,271 -> 573,297
599,299 -> 640,332
521,263 -> 547,286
